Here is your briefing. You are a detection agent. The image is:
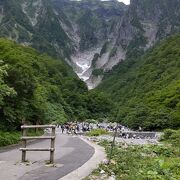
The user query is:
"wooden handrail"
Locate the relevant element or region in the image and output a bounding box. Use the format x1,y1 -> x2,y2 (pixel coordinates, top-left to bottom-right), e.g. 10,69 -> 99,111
21,125 -> 56,129
20,148 -> 55,151
21,136 -> 55,140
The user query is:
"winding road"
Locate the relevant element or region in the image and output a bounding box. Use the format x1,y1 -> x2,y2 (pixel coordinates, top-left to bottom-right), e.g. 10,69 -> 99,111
0,129 -> 95,180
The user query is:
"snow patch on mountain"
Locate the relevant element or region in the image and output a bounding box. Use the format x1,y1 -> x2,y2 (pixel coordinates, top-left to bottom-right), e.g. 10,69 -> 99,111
71,47 -> 102,87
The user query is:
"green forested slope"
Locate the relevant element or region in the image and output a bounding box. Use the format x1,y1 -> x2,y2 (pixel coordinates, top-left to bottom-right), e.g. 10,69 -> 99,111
0,39 -> 112,131
96,35 -> 180,130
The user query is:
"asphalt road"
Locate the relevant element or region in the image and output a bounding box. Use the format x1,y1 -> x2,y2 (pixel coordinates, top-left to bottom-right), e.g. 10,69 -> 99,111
0,130 -> 94,180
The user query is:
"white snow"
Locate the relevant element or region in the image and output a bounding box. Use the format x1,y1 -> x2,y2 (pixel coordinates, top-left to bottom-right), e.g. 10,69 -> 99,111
76,62 -> 91,81
71,42 -> 126,89
71,47 -> 101,87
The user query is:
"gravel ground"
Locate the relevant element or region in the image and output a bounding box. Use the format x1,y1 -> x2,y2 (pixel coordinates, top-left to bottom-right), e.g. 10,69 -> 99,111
83,134 -> 160,145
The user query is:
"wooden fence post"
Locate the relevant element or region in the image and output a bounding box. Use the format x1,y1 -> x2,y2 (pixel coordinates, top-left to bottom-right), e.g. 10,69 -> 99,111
50,127 -> 55,164
22,128 -> 27,162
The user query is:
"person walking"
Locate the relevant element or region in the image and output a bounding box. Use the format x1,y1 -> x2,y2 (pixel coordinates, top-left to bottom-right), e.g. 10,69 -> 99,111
61,125 -> 65,134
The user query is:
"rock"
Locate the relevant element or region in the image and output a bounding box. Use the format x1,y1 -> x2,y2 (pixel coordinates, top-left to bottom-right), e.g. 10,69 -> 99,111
100,170 -> 105,174
110,160 -> 116,165
108,175 -> 116,180
102,159 -> 109,165
101,174 -> 108,179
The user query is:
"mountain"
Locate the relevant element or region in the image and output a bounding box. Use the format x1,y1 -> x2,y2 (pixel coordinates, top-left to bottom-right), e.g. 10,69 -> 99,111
0,0 -> 73,58
0,39 -> 113,131
96,35 -> 180,130
0,0 -> 179,89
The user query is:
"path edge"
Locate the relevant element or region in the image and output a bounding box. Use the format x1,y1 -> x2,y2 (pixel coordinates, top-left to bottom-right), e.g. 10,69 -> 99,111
59,136 -> 106,180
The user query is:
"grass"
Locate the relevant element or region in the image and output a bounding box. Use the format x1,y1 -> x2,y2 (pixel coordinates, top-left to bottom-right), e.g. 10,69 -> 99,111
160,129 -> 180,147
0,131 -> 21,147
86,129 -> 109,136
0,129 -> 44,147
86,129 -> 180,180
26,129 -> 44,137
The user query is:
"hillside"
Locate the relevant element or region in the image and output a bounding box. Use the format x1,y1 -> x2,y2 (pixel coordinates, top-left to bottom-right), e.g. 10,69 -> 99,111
0,0 -> 179,88
96,35 -> 180,130
0,39 -> 113,131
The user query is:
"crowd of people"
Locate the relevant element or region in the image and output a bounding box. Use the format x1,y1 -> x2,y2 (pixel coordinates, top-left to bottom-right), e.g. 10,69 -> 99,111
57,122 -> 93,135
56,122 -> 130,135
54,122 -> 154,139
43,122 -> 154,139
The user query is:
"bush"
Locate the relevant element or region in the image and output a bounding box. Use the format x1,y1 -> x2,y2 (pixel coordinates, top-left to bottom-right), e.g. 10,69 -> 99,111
0,131 -> 21,147
86,129 -> 109,136
161,129 -> 180,148
163,129 -> 176,140
0,129 -> 44,147
152,145 -> 174,157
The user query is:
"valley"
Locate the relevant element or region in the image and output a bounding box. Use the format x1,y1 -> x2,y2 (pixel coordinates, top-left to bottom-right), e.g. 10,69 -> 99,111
0,1 -> 180,179
1,0 -> 179,88
0,0 -> 179,133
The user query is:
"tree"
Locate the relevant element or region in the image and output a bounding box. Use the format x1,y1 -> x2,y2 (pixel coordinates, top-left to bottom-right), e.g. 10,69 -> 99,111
0,60 -> 16,106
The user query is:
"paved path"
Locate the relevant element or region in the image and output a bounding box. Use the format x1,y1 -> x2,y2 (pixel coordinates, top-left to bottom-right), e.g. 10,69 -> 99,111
0,131 -> 94,180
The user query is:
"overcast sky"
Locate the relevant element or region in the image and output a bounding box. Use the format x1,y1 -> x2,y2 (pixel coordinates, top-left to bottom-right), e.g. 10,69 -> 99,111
118,0 -> 130,5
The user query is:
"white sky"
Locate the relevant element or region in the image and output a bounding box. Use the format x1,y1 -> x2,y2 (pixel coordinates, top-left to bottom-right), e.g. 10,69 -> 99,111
118,0 -> 130,5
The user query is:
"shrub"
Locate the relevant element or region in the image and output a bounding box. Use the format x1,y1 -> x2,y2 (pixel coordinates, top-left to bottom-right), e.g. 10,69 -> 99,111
86,129 -> 109,136
163,129 -> 176,140
0,131 -> 21,147
162,129 -> 180,145
0,129 -> 45,147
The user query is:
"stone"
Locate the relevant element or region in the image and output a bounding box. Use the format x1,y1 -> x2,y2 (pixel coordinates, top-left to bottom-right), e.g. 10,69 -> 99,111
102,159 -> 109,165
100,170 -> 105,174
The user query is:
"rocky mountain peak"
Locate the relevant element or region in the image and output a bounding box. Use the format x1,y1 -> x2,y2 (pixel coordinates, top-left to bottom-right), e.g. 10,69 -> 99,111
0,0 -> 179,89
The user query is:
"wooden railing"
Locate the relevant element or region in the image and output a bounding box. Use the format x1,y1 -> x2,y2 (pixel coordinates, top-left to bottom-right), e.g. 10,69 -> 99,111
20,125 -> 56,164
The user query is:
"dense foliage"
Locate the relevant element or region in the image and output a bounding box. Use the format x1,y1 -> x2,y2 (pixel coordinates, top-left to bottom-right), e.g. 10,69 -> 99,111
0,60 -> 16,106
0,129 -> 43,147
0,39 -> 113,131
161,129 -> 180,147
96,35 -> 180,130
0,131 -> 20,147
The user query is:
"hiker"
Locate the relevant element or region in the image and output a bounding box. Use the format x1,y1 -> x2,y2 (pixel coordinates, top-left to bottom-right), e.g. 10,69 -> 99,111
76,123 -> 80,132
61,125 -> 65,133
139,126 -> 142,132
66,124 -> 70,134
